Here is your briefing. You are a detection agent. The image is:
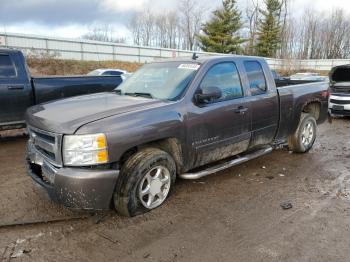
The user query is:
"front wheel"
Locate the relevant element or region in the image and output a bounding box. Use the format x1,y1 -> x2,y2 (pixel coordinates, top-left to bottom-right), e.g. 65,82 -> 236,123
288,113 -> 317,153
113,148 -> 176,217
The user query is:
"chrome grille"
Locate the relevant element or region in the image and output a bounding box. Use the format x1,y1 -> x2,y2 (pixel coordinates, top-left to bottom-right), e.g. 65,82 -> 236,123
330,99 -> 350,105
28,126 -> 63,167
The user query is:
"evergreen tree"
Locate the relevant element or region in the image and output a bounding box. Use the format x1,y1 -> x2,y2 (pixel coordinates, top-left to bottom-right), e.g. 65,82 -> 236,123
255,0 -> 283,57
198,0 -> 245,54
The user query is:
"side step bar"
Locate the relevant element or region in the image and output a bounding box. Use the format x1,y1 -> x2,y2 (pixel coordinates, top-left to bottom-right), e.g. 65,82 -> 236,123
179,147 -> 273,180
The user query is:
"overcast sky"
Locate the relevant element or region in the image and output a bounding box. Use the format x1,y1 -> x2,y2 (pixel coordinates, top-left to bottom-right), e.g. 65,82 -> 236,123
0,0 -> 349,41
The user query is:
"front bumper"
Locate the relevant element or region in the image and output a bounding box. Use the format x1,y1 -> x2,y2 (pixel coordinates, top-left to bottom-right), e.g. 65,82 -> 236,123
329,94 -> 350,116
26,142 -> 119,210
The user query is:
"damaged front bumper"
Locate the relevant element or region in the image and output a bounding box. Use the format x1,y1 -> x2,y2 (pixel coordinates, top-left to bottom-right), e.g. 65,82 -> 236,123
25,142 -> 119,210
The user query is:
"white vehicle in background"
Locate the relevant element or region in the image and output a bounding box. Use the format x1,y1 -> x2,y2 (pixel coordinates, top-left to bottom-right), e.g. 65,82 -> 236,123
88,69 -> 129,76
289,72 -> 328,82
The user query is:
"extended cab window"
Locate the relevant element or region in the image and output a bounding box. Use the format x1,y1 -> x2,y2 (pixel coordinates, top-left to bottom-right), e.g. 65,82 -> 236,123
0,54 -> 16,78
244,61 -> 267,95
200,62 -> 243,102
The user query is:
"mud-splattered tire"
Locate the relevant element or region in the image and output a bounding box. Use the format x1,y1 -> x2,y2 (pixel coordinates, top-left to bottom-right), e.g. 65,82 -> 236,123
288,113 -> 317,153
113,148 -> 176,217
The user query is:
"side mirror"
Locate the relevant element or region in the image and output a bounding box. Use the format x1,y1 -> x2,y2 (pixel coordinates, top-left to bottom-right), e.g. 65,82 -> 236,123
195,86 -> 222,104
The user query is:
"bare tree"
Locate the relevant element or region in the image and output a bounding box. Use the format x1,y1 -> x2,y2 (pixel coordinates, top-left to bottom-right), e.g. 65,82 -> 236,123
165,12 -> 179,49
178,0 -> 205,51
141,9 -> 155,46
245,0 -> 260,55
128,2 -> 205,51
129,14 -> 143,45
277,0 -> 292,58
83,24 -> 126,43
293,8 -> 350,59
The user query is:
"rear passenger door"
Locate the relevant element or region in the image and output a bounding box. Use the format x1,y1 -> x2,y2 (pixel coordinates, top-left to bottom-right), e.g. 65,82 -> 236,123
188,62 -> 252,168
243,61 -> 279,148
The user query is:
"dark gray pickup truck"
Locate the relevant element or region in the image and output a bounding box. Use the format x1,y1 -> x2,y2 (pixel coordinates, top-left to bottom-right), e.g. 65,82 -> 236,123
0,48 -> 122,130
25,55 -> 329,217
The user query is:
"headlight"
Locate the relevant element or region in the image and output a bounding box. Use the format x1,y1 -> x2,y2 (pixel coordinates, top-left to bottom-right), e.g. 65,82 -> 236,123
63,133 -> 108,166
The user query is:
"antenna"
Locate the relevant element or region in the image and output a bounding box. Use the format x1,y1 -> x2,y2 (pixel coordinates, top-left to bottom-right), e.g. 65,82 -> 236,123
192,53 -> 198,60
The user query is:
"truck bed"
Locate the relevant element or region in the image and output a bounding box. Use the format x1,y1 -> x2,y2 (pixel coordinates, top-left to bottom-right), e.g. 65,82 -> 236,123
275,81 -> 329,141
32,75 -> 122,104
274,79 -> 326,88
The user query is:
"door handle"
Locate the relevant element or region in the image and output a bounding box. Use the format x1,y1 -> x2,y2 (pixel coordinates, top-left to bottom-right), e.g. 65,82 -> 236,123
7,85 -> 24,90
234,106 -> 248,114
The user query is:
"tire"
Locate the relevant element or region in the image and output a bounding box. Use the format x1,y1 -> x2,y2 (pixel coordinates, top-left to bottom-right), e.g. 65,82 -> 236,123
288,113 -> 317,153
113,148 -> 176,217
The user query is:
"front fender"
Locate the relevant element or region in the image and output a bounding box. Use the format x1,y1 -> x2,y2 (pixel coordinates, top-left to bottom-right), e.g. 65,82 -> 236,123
75,106 -> 186,163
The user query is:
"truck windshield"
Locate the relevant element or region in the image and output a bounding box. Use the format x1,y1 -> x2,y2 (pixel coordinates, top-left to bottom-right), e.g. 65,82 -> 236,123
115,62 -> 200,100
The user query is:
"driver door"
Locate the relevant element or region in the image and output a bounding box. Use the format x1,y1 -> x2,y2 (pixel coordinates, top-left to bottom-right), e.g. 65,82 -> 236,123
187,62 -> 251,168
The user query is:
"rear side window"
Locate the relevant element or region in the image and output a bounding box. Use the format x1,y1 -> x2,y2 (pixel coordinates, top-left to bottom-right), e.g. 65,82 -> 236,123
0,54 -> 16,78
244,61 -> 267,95
200,62 -> 243,102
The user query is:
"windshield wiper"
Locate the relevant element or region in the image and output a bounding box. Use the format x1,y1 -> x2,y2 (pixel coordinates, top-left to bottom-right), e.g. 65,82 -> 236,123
124,92 -> 153,99
114,89 -> 122,95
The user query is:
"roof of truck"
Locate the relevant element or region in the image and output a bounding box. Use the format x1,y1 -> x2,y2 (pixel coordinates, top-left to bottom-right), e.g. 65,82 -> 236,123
155,54 -> 265,64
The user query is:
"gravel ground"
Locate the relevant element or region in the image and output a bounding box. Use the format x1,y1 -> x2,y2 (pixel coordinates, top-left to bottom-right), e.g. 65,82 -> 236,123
0,119 -> 350,262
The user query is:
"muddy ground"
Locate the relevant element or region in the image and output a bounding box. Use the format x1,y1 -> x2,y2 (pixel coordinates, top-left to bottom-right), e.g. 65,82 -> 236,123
0,119 -> 350,262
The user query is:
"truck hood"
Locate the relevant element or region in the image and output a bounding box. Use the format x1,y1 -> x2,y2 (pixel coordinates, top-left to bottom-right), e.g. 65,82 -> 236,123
26,92 -> 168,134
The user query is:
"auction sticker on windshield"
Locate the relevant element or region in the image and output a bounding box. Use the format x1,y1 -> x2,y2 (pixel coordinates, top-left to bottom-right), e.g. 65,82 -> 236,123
178,64 -> 200,70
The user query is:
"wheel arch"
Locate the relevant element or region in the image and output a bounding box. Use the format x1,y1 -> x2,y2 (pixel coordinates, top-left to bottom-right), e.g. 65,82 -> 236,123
301,100 -> 321,121
118,137 -> 185,174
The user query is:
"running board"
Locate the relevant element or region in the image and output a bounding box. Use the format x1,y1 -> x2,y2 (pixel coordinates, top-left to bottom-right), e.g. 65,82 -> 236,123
179,147 -> 273,180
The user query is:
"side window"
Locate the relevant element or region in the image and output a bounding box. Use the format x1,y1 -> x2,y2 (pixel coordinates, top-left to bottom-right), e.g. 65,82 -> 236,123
244,61 -> 267,95
199,62 -> 243,102
0,54 -> 16,78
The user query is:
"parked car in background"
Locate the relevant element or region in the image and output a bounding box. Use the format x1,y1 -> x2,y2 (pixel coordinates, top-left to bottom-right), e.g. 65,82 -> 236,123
0,49 -> 123,131
273,70 -> 328,87
329,64 -> 350,116
87,68 -> 129,76
289,72 -> 328,82
25,55 -> 328,217
121,72 -> 133,82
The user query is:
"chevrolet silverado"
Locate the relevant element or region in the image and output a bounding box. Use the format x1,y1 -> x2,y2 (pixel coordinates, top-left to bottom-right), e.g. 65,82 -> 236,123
25,55 -> 329,217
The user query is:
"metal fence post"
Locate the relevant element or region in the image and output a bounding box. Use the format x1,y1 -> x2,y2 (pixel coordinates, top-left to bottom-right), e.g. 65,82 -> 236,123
45,38 -> 49,54
138,47 -> 141,63
4,33 -> 8,48
113,45 -> 116,61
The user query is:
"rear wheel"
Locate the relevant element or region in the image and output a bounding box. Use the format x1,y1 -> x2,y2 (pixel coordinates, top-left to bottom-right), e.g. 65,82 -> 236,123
288,113 -> 317,153
114,148 -> 176,217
